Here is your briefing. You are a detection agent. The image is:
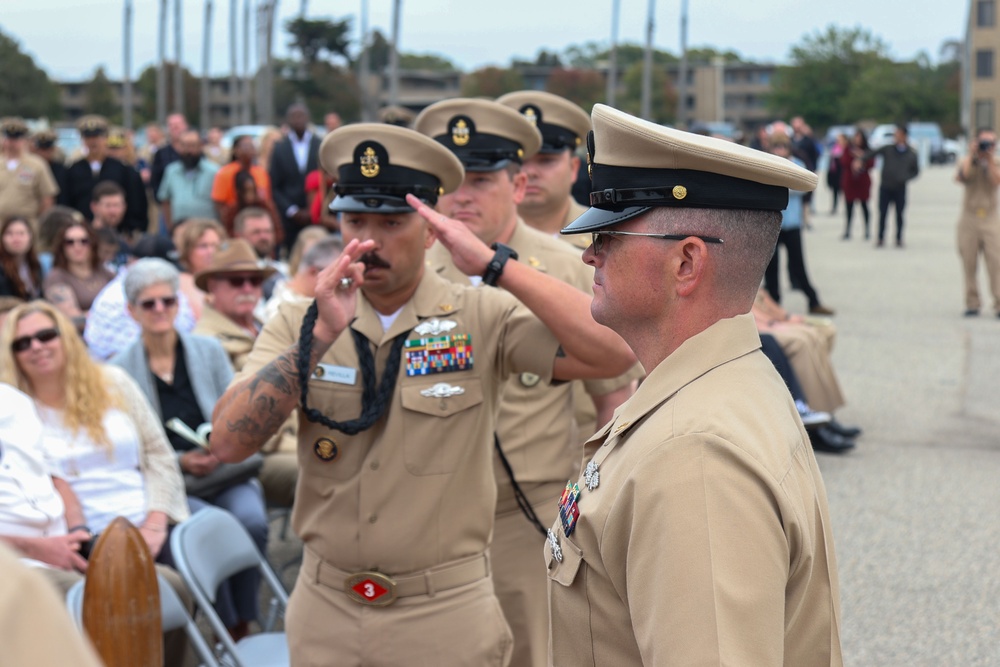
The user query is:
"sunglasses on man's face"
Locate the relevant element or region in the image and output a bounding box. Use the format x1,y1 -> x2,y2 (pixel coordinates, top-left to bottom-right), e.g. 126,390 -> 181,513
224,275 -> 264,289
11,327 -> 60,353
63,237 -> 90,247
138,296 -> 179,311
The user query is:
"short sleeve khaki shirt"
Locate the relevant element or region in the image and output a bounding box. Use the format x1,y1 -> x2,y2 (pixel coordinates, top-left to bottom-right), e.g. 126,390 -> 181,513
0,153 -> 58,227
239,270 -> 558,573
546,314 -> 843,666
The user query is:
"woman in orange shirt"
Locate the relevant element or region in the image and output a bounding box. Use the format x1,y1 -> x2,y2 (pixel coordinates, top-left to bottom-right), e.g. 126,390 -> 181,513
211,135 -> 273,235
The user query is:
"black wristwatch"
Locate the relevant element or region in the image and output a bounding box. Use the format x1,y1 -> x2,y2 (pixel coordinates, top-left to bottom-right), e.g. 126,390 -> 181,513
482,242 -> 518,287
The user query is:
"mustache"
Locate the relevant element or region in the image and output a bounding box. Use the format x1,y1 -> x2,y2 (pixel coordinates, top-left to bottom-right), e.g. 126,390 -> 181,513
360,253 -> 390,269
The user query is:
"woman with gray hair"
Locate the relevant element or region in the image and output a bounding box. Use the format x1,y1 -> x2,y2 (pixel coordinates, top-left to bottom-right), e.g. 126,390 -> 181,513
110,257 -> 269,641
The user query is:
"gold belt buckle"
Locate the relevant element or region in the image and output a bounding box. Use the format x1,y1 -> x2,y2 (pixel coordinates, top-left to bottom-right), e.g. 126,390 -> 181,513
344,571 -> 398,606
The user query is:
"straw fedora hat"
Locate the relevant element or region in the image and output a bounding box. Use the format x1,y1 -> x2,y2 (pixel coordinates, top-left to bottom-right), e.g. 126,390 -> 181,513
194,239 -> 276,291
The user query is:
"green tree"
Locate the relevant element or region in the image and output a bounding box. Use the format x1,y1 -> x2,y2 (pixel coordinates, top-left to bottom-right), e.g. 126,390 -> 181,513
618,62 -> 676,125
135,64 -> 201,126
564,41 -> 603,68
286,17 -> 352,66
85,66 -> 117,119
399,52 -> 457,71
460,67 -> 525,98
545,68 -> 605,112
768,25 -> 890,129
0,29 -> 61,119
685,46 -> 743,64
273,59 -> 360,123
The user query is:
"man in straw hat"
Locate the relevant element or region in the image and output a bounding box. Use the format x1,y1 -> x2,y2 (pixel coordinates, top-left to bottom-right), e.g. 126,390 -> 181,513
546,105 -> 843,665
193,238 -> 275,371
415,96 -> 639,667
209,123 -> 635,665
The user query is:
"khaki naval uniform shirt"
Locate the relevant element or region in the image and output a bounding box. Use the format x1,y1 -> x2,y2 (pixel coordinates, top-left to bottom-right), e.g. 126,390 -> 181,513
193,304 -> 258,371
956,156 -> 1000,312
546,314 -> 842,666
0,153 -> 58,229
239,269 -> 558,575
427,221 -> 592,500
561,197 -> 591,251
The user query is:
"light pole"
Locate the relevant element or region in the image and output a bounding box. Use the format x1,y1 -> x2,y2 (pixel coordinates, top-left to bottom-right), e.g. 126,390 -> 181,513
230,0 -> 239,126
174,0 -> 185,115
157,0 -> 168,124
123,0 -> 134,130
242,0 -> 251,123
641,0 -> 655,121
358,0 -> 372,121
389,0 -> 402,108
201,0 -> 214,131
677,0 -> 689,128
607,0 -> 619,106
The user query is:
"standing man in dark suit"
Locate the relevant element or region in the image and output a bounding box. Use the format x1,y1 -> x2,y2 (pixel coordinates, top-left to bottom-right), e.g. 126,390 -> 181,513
269,104 -> 321,253
64,116 -> 149,237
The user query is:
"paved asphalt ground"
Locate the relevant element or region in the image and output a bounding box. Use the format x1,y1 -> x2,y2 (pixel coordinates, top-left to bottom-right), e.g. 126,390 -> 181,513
264,163 -> 1000,665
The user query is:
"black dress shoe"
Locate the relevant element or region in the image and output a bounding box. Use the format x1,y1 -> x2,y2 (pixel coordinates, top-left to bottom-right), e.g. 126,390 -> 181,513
826,419 -> 862,438
809,425 -> 856,453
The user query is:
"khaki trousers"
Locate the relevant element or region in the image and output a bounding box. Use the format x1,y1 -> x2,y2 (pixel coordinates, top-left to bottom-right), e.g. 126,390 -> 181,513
491,482 -> 564,667
287,547 -> 512,667
770,325 -> 845,413
957,213 -> 1000,312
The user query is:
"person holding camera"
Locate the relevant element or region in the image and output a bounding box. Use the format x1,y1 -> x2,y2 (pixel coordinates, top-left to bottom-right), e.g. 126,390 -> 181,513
955,129 -> 1000,317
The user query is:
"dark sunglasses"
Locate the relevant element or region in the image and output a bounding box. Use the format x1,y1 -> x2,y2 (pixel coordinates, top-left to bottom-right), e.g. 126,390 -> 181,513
224,275 -> 264,288
63,237 -> 90,247
139,296 -> 179,311
11,327 -> 60,353
590,230 -> 724,255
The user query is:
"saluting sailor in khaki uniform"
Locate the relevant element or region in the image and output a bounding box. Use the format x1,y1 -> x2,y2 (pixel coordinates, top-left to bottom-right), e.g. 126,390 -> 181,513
0,118 -> 59,231
546,105 -> 843,666
210,124 -> 635,666
415,97 -> 638,667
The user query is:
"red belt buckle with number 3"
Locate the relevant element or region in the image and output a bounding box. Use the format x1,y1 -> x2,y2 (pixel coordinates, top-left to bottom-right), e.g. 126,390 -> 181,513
344,571 -> 398,606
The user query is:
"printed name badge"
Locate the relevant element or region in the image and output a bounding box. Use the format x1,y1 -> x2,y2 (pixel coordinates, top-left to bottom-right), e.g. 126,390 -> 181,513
313,364 -> 357,385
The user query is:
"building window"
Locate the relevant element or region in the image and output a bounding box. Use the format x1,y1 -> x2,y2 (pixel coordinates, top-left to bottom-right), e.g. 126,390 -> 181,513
978,0 -> 996,26
977,49 -> 994,78
976,100 -> 994,130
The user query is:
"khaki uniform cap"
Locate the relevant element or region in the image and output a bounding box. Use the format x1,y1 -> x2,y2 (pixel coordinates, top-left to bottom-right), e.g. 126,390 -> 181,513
319,123 -> 465,195
563,104 -> 819,233
496,90 -> 591,152
414,98 -> 542,168
0,118 -> 29,138
77,115 -> 109,135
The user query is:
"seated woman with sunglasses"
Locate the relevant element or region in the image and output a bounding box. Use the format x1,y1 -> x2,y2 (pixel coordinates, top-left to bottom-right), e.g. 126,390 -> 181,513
42,221 -> 114,330
192,239 -> 275,372
0,301 -> 189,568
110,257 -> 269,640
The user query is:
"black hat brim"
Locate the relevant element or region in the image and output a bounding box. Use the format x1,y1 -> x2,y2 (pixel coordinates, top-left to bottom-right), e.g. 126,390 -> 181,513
329,194 -> 420,215
560,205 -> 651,234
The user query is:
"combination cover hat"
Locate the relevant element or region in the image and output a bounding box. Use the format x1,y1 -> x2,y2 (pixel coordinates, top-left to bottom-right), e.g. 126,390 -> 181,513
0,118 -> 29,139
414,98 -> 542,172
562,104 -> 819,234
320,123 -> 465,215
77,115 -> 109,137
496,90 -> 591,153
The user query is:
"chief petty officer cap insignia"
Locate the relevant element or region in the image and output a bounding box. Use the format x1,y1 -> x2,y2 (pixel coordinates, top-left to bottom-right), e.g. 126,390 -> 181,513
320,123 -> 465,215
497,90 -> 592,154
414,98 -> 542,172
560,104 -> 819,235
77,115 -> 109,137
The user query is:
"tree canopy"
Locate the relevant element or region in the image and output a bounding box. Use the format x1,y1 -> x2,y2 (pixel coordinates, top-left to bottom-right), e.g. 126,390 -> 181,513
460,67 -> 525,98
768,25 -> 960,133
286,17 -> 352,67
0,29 -> 61,119
85,67 -> 117,119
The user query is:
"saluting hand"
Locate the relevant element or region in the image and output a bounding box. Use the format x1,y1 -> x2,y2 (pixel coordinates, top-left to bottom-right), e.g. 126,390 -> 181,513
406,194 -> 494,278
312,238 -> 375,344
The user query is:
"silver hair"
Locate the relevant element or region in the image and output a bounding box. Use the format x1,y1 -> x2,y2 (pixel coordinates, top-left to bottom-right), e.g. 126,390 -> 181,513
300,237 -> 344,273
123,258 -> 180,305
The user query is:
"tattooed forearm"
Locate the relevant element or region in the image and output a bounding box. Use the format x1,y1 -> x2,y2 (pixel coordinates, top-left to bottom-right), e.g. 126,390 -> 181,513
215,339 -> 330,455
226,395 -> 288,447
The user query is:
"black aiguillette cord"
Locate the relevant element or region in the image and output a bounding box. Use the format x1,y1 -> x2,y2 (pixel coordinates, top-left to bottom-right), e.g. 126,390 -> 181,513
297,301 -> 409,435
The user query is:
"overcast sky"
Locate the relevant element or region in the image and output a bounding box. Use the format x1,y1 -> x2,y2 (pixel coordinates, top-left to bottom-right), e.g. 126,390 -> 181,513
3,0 -> 968,82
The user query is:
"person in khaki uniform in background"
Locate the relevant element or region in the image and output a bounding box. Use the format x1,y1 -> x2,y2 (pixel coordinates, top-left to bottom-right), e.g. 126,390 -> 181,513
415,97 -> 636,667
546,105 -> 843,665
497,89 -> 643,446
0,118 -> 58,231
209,123 -> 635,667
955,128 -> 1000,317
